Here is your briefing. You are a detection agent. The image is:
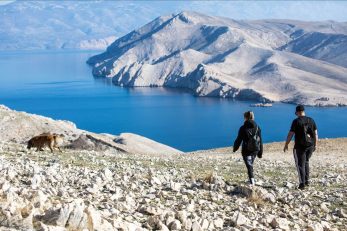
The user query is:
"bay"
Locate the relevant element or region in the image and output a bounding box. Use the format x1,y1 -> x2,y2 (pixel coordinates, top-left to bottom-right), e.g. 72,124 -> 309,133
0,51 -> 346,151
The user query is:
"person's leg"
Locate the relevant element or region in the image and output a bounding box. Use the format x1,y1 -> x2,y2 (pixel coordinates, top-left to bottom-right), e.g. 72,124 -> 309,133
250,155 -> 256,185
293,149 -> 307,189
304,146 -> 314,186
243,155 -> 255,184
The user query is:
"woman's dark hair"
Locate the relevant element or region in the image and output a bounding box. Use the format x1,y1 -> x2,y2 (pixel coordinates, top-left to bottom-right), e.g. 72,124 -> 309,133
244,111 -> 254,120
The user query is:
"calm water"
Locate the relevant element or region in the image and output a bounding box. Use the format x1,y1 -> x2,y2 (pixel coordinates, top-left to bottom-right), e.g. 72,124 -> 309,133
0,51 -> 346,151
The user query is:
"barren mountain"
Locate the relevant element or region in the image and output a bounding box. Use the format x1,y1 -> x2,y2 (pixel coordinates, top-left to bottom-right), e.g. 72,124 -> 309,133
88,12 -> 347,106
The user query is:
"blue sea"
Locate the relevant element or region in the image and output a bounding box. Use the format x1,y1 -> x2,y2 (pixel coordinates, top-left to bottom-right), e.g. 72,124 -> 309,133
0,51 -> 346,151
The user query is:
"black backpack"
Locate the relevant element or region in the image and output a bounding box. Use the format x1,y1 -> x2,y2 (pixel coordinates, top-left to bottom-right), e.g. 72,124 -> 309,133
246,126 -> 261,152
297,118 -> 314,147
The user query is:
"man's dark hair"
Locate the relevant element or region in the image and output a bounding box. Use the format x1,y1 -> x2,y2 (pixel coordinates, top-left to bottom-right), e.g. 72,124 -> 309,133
296,105 -> 305,112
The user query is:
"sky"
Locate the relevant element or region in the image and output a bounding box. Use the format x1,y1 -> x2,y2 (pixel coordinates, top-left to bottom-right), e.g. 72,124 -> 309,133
186,1 -> 347,22
0,0 -> 346,22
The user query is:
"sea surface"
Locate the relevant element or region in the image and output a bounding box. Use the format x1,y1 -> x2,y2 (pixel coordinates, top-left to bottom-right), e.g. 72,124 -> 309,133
0,51 -> 346,151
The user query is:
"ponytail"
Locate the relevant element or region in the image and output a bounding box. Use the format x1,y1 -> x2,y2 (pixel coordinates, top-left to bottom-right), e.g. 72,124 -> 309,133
244,111 -> 254,120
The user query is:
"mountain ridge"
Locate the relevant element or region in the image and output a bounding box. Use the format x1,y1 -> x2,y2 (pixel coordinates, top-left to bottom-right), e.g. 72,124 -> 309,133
88,11 -> 347,106
1,0 -> 347,51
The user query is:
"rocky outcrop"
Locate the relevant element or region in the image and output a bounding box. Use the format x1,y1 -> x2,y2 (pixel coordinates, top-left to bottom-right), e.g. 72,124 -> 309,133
0,105 -> 182,155
0,105 -> 79,144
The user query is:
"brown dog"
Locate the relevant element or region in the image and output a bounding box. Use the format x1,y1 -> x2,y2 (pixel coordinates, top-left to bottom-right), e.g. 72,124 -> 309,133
27,133 -> 64,153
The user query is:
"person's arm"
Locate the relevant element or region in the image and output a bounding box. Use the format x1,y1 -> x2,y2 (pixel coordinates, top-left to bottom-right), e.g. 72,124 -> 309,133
284,120 -> 296,152
258,127 -> 263,157
283,131 -> 294,152
233,126 -> 243,152
313,119 -> 318,148
314,129 -> 318,147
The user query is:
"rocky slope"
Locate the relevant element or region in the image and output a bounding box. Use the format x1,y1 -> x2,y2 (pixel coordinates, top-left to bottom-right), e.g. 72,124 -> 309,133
88,11 -> 347,106
0,105 -> 181,155
0,105 -> 346,230
0,137 -> 346,230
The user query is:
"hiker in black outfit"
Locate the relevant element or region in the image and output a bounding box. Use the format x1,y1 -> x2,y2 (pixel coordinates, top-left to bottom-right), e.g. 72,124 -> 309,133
284,105 -> 318,190
233,111 -> 263,186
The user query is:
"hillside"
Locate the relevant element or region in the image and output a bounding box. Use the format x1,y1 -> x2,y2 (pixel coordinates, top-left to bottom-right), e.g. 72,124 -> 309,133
0,105 -> 181,155
0,136 -> 346,230
88,11 -> 347,106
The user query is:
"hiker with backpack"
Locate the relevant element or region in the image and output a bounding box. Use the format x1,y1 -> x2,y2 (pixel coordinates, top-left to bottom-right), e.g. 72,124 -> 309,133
233,111 -> 263,186
283,105 -> 318,190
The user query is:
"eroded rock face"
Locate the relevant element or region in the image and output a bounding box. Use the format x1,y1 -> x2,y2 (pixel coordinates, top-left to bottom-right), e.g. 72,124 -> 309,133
0,139 -> 346,231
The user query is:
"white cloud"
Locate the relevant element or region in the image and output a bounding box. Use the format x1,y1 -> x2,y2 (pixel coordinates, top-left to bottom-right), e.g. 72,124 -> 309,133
0,0 -> 15,6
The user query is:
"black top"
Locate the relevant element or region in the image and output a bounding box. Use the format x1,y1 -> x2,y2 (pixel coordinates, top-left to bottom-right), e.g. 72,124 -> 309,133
290,116 -> 317,149
233,120 -> 263,156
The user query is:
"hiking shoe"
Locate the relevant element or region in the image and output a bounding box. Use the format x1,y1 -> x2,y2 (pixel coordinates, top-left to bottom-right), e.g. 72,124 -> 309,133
298,184 -> 305,190
305,181 -> 310,186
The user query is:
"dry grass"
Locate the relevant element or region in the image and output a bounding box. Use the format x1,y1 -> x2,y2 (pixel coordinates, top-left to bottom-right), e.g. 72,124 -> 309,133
204,171 -> 214,183
247,191 -> 266,206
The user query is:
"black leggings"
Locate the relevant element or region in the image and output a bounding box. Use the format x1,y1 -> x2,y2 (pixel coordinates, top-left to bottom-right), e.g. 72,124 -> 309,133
243,154 -> 256,182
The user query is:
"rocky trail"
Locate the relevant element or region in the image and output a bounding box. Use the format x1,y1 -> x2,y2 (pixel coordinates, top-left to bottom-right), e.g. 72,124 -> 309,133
0,137 -> 346,231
